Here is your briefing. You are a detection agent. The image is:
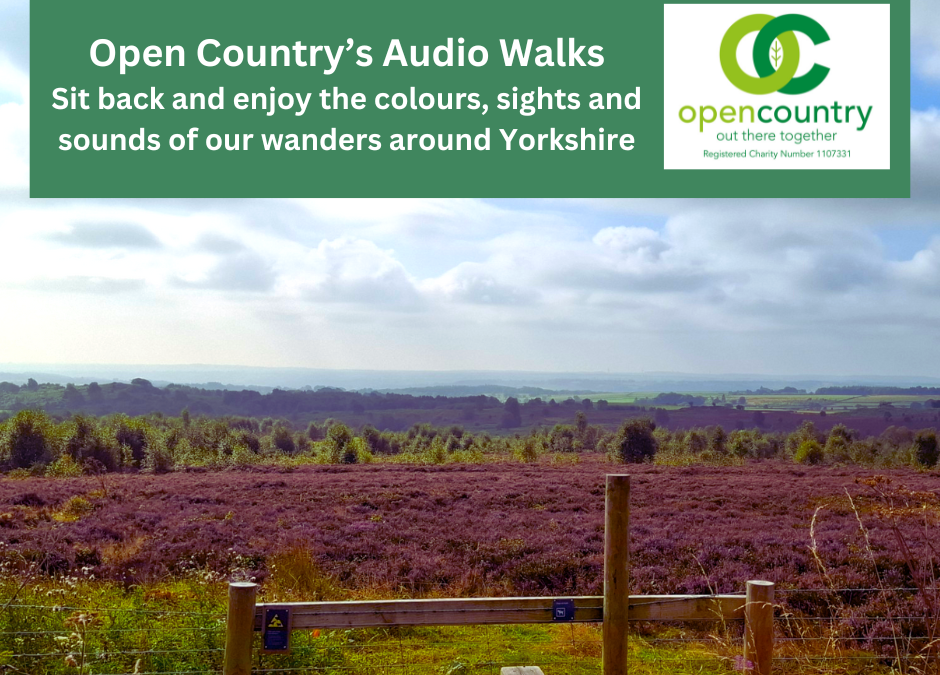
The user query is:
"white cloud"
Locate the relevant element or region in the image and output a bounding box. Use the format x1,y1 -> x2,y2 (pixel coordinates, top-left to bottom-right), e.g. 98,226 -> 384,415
0,55 -> 28,190
422,262 -> 536,305
913,0 -> 940,80
1,3 -> 940,374
288,238 -> 424,307
912,109 -> 940,197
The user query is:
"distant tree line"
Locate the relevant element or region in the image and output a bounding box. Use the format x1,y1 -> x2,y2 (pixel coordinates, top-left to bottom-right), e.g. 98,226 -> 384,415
634,392 -> 708,407
0,378 -> 506,418
728,387 -> 807,395
1,408 -> 936,476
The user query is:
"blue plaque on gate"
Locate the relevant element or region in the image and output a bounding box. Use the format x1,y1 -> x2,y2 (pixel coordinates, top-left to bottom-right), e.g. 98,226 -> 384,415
553,599 -> 575,622
262,607 -> 291,654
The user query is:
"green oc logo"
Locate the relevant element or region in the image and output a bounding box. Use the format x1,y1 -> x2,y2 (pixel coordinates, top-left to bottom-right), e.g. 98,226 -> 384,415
720,14 -> 830,95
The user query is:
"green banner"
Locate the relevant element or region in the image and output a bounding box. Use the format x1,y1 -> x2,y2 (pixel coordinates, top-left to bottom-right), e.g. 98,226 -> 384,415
30,0 -> 910,197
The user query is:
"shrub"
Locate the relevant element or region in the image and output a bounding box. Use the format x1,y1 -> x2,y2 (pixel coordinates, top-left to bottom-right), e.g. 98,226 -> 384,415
825,424 -> 854,463
45,454 -> 83,478
53,495 -> 95,522
548,425 -> 576,453
144,436 -> 174,473
426,437 -> 447,464
349,437 -> 373,464
361,425 -> 392,455
66,415 -> 120,472
341,443 -> 358,465
794,439 -> 825,465
1,410 -> 56,469
911,430 -> 939,467
786,420 -> 820,457
306,422 -> 325,441
685,430 -> 706,455
706,426 -> 727,455
272,426 -> 296,454
229,443 -> 259,467
728,430 -> 753,458
515,436 -> 541,463
613,419 -> 657,463
112,415 -> 148,463
327,423 -> 352,449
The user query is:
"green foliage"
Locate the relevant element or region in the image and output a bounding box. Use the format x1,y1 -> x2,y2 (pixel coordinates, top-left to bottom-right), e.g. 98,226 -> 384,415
795,439 -> 825,465
548,424 -> 576,453
1,409 -> 57,469
112,414 -> 148,463
912,430 -> 939,467
0,405 -> 936,475
707,426 -> 727,455
514,435 -> 542,463
272,425 -> 297,454
144,434 -> 174,473
685,430 -> 706,455
328,422 -> 353,449
825,424 -> 854,463
45,454 -> 83,478
349,437 -> 373,464
426,436 -> 447,464
66,415 -> 120,471
613,418 -> 658,463
727,430 -> 752,458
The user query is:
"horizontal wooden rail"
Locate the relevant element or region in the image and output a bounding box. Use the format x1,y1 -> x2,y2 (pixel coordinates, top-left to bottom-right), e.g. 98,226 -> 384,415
253,594 -> 745,630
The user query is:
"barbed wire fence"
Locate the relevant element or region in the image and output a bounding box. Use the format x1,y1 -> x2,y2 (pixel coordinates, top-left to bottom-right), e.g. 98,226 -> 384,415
2,586 -> 938,675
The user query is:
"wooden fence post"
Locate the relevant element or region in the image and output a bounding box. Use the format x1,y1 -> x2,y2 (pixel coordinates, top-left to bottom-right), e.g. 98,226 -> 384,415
224,581 -> 258,675
744,580 -> 774,675
603,474 -> 630,675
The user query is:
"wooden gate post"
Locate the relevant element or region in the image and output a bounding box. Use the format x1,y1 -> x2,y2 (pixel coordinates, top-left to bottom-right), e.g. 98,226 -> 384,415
744,580 -> 774,675
224,581 -> 258,675
603,474 -> 630,675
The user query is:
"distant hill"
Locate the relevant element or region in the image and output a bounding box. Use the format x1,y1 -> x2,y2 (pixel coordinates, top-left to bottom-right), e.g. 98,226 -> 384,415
374,385 -> 596,398
4,363 -> 940,394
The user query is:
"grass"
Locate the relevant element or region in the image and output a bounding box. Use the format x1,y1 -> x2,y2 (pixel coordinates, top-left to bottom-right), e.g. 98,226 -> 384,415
0,573 -> 912,675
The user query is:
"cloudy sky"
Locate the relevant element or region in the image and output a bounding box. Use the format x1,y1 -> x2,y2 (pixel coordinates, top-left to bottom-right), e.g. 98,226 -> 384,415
1,2 -> 940,377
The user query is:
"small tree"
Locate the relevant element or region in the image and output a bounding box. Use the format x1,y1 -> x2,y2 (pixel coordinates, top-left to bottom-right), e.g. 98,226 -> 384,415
575,411 -> 588,439
307,421 -> 325,441
2,410 -> 56,469
685,430 -> 706,455
273,426 -> 297,454
516,435 -> 541,463
825,424 -> 853,463
912,430 -> 939,467
613,418 -> 657,463
795,439 -> 825,465
113,415 -> 148,464
66,415 -> 119,471
707,426 -> 727,455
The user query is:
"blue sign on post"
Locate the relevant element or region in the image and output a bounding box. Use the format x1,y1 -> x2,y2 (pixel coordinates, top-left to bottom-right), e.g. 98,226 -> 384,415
262,607 -> 292,654
552,599 -> 576,622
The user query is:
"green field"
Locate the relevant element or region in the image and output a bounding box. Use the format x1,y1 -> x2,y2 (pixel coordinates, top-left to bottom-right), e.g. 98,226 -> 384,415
583,392 -> 937,413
